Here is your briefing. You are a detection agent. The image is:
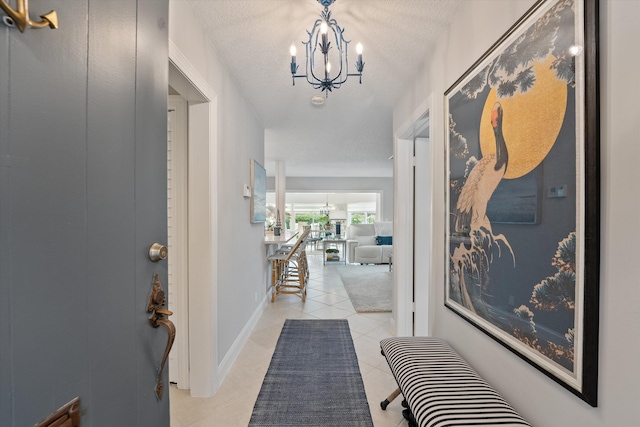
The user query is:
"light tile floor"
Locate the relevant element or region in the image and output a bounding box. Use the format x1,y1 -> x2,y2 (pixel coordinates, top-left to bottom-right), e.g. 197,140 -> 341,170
170,253 -> 407,427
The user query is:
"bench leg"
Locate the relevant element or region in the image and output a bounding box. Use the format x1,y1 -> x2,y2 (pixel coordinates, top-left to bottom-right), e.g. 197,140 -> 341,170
403,408 -> 418,427
380,387 -> 401,410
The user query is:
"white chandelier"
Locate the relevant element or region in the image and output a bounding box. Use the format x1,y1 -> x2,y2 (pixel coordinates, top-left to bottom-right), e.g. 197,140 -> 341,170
289,0 -> 364,97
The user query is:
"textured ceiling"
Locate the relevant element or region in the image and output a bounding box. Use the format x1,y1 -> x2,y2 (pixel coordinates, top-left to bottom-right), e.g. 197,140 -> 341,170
183,0 -> 462,177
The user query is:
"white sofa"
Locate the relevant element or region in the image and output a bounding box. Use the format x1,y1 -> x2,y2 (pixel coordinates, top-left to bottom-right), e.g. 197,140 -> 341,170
346,222 -> 393,264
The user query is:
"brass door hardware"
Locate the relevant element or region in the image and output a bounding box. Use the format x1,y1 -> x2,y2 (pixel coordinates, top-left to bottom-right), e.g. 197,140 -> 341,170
0,0 -> 58,32
148,243 -> 168,262
147,273 -> 175,400
34,397 -> 80,427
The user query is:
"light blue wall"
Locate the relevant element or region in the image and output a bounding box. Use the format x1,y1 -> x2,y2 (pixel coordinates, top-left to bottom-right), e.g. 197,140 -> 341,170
169,2 -> 266,368
395,0 -> 640,425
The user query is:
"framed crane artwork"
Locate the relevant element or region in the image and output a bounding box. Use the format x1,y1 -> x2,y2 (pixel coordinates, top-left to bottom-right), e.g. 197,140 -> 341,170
444,0 -> 599,406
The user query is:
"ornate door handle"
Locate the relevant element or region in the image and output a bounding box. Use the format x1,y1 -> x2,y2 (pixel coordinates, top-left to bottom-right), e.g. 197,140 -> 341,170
147,272 -> 176,400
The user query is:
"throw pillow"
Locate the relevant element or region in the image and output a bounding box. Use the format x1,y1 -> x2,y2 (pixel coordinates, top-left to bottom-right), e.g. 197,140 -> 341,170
376,236 -> 392,245
356,236 -> 377,246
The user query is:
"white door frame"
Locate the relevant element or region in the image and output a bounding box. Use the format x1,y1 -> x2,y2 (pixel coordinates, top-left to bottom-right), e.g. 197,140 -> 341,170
169,41 -> 220,397
414,135 -> 432,336
394,94 -> 435,337
393,136 -> 414,336
167,95 -> 190,388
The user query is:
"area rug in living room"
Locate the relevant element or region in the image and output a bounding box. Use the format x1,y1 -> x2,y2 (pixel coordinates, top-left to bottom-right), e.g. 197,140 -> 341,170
248,319 -> 374,427
336,264 -> 392,312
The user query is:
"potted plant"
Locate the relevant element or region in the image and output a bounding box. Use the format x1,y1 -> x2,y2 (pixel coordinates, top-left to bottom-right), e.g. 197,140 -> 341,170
325,248 -> 340,261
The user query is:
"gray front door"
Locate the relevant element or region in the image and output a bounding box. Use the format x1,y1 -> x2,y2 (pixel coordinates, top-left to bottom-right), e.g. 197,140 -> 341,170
0,1 -> 170,426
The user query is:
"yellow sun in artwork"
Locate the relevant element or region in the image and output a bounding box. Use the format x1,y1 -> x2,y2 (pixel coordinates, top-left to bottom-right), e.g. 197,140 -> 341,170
479,57 -> 567,179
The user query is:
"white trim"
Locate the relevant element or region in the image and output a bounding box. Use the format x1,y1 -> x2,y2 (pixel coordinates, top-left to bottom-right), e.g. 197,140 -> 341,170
167,96 -> 190,388
414,136 -> 433,336
393,138 -> 415,337
169,40 -> 212,102
394,93 -> 435,337
169,41 -> 220,397
397,96 -> 433,140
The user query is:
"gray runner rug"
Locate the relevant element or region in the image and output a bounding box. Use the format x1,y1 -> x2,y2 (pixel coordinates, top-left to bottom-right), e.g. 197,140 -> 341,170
248,319 -> 374,427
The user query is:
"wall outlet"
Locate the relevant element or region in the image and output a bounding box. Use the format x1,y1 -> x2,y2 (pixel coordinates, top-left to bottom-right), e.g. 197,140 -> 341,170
254,291 -> 258,303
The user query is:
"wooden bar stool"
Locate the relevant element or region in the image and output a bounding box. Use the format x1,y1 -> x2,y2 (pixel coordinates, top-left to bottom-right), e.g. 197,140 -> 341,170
267,229 -> 310,302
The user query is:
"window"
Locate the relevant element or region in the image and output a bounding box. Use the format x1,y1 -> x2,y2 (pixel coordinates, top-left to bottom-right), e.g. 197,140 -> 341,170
349,212 -> 376,224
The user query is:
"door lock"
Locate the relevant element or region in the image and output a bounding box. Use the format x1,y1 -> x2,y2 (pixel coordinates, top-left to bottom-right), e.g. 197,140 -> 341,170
148,243 -> 168,262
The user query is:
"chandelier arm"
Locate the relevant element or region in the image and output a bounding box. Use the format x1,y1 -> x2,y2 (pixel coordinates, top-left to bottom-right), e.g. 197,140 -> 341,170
306,56 -> 329,89
328,22 -> 349,85
305,21 -> 328,86
306,50 -> 324,86
307,7 -> 336,89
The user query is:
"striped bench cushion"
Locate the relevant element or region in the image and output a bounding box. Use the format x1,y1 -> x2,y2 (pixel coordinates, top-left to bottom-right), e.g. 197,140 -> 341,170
380,337 -> 530,427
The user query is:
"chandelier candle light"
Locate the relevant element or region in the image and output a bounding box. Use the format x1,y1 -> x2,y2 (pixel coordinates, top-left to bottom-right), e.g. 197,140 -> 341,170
290,0 -> 364,97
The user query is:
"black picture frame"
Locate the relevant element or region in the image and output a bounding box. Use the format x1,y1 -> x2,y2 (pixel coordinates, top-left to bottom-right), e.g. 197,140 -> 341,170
444,0 -> 599,406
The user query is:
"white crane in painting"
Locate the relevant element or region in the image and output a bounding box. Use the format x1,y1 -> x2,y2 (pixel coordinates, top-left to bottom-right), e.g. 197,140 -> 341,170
455,102 -> 508,234
451,101 -> 514,312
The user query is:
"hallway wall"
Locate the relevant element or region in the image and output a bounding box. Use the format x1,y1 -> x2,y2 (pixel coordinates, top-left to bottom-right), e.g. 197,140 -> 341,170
395,0 -> 639,425
168,2 -> 267,379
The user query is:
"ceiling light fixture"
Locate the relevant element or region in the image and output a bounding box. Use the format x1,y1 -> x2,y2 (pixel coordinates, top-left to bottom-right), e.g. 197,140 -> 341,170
289,0 -> 364,97
320,193 -> 331,216
310,95 -> 326,106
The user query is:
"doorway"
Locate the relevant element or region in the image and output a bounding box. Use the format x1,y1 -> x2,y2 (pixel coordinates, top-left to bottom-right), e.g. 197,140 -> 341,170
168,50 -> 219,397
394,95 -> 434,337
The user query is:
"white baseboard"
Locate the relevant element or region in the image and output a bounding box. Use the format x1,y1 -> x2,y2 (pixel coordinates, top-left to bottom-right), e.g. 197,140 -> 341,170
215,295 -> 268,387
